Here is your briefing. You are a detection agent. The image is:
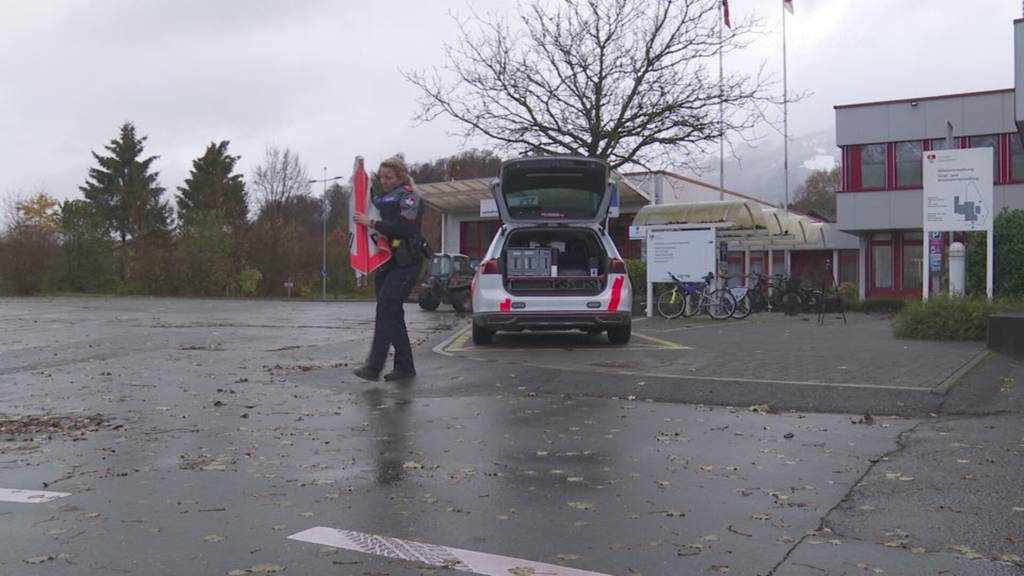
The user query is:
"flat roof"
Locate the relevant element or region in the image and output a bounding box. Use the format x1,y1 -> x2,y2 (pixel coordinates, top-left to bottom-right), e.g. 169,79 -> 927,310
834,88 -> 1013,110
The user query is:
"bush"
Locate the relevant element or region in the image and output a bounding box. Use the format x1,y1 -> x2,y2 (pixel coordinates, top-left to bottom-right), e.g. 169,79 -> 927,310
892,296 -> 1024,341
837,282 -> 858,304
966,209 -> 1024,297
240,267 -> 262,296
625,258 -> 645,294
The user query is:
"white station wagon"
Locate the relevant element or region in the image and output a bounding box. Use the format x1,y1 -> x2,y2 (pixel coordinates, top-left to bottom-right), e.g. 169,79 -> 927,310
470,156 -> 632,345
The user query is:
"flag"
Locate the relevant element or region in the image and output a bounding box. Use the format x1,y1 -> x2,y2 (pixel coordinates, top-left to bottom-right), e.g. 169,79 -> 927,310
783,0 -> 793,14
722,0 -> 731,28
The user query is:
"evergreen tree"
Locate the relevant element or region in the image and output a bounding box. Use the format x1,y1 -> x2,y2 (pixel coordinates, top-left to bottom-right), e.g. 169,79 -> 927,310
79,122 -> 171,286
176,141 -> 248,229
175,141 -> 249,296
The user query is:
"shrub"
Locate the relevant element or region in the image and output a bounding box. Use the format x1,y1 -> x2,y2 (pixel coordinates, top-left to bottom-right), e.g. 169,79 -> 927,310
837,282 -> 858,304
966,209 -> 1024,297
240,267 -> 262,296
893,296 -> 1024,341
625,258 -> 646,294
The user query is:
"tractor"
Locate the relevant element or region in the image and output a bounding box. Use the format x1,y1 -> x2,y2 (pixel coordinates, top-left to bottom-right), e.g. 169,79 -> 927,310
417,253 -> 475,312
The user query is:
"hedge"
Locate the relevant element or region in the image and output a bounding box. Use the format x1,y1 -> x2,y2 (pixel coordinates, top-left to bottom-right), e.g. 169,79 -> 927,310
892,296 -> 1024,341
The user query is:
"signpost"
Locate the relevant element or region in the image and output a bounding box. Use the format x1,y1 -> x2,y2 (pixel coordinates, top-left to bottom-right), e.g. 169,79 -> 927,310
922,148 -> 994,300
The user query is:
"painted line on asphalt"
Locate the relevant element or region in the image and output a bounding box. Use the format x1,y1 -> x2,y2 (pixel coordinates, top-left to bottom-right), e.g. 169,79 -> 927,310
547,364 -> 936,391
288,526 -> 613,576
442,329 -> 689,353
0,488 -> 71,503
432,323 -> 472,357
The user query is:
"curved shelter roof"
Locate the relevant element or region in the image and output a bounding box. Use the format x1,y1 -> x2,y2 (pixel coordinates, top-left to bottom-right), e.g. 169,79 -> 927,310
633,200 -> 842,249
632,200 -> 766,229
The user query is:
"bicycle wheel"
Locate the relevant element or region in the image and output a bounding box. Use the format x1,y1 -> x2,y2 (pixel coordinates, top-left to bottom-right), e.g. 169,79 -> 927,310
707,289 -> 737,320
731,293 -> 752,319
656,289 -> 685,319
681,291 -> 701,317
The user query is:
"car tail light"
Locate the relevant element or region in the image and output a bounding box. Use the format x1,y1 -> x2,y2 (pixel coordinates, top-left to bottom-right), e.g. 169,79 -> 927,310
480,259 -> 500,274
610,259 -> 627,275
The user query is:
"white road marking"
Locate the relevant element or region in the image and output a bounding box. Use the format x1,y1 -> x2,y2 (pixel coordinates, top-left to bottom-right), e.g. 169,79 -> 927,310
289,526 -> 613,576
0,488 -> 71,503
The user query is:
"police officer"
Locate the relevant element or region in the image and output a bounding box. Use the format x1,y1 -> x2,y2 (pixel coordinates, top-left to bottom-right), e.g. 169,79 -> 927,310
352,156 -> 424,382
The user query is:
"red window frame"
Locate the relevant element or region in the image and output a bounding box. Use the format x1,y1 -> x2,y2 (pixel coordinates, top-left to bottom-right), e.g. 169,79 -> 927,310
842,143 -> 889,192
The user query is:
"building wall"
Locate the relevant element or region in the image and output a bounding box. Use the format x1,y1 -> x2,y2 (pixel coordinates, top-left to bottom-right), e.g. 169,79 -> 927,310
836,90 -> 1016,146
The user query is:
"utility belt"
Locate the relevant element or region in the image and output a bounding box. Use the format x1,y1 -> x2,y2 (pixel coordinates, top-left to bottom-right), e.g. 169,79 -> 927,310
390,236 -> 431,267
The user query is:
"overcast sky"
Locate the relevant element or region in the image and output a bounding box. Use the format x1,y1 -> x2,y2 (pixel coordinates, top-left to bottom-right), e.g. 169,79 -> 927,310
1,0 -> 1020,209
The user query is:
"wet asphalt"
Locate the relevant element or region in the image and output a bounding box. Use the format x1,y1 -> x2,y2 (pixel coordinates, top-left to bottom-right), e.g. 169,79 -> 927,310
0,297 -> 1021,575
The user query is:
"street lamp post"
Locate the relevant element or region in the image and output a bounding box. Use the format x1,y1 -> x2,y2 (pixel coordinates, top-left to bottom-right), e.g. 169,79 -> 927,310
309,168 -> 344,301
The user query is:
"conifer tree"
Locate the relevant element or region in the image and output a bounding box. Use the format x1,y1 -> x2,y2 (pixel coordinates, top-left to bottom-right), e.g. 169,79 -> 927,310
79,122 -> 171,286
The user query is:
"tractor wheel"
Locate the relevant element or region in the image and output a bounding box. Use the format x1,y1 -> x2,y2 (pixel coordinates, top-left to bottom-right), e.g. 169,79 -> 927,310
418,291 -> 440,311
451,290 -> 472,313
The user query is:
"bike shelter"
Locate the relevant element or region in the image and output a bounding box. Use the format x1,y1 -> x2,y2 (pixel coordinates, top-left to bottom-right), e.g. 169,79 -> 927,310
632,200 -> 835,318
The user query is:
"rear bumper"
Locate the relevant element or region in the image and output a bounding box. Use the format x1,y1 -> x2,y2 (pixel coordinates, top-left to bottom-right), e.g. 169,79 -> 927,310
474,311 -> 630,331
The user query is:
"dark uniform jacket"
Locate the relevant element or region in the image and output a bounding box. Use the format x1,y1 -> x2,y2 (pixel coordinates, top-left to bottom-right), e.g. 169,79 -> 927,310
372,184 -> 424,267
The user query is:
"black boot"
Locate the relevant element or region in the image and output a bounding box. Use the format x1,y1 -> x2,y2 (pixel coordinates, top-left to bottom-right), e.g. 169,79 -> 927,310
352,365 -> 380,381
383,369 -> 416,382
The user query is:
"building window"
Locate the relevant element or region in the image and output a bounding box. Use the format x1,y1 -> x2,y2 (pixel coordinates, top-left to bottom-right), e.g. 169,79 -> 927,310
929,137 -> 953,151
901,232 -> 923,290
895,141 -> 922,187
969,134 -> 1000,180
860,144 -> 887,189
726,252 -> 745,287
871,233 -> 892,289
772,252 -> 786,277
1011,133 -> 1024,181
838,249 -> 858,285
749,252 -> 766,278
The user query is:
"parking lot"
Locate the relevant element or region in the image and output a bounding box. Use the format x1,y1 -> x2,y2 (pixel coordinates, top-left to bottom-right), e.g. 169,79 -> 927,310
1,297 -> 1020,575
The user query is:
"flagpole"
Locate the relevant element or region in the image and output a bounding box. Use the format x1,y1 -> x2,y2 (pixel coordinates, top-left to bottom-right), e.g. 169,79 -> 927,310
782,0 -> 789,215
719,0 -> 725,201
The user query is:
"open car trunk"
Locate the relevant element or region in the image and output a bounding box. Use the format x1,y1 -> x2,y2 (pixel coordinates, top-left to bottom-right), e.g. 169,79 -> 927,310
499,228 -> 609,295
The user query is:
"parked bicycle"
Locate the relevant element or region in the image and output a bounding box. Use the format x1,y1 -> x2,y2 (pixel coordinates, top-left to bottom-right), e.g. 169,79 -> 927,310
657,272 -> 736,320
719,273 -> 752,319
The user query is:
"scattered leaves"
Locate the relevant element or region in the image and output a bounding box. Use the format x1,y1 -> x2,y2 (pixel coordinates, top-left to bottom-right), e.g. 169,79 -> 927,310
227,564 -> 285,575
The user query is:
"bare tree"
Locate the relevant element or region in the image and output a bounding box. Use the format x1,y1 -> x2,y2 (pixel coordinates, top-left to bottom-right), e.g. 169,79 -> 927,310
249,147 -> 312,295
251,146 -> 311,211
407,0 -> 771,170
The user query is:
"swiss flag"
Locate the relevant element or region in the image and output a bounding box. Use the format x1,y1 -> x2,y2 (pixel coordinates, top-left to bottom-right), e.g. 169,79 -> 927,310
722,0 -> 731,28
783,0 -> 794,14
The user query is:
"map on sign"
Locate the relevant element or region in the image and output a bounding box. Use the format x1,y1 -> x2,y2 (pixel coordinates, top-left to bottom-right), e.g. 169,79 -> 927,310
922,148 -> 993,232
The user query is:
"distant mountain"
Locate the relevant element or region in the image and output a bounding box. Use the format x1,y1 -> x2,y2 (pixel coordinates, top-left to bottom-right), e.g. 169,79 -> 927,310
687,129 -> 839,206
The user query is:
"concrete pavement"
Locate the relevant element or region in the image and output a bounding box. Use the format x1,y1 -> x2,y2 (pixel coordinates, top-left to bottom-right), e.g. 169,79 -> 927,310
0,297 -> 1019,575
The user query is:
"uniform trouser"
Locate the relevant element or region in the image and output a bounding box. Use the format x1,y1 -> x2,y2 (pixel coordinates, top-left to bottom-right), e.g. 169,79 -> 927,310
365,262 -> 420,373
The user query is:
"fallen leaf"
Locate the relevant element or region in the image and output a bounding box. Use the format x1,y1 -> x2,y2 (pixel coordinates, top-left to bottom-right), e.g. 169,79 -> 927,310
664,510 -> 686,518
949,544 -> 987,560
710,565 -> 730,573
751,513 -> 772,521
556,554 -> 582,561
567,502 -> 593,511
402,461 -> 424,470
1013,507 -> 1024,513
204,534 -> 226,543
24,556 -> 54,564
508,567 -> 536,576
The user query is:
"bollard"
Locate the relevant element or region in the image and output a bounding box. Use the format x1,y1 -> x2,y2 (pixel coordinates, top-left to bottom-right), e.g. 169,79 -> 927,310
948,241 -> 966,296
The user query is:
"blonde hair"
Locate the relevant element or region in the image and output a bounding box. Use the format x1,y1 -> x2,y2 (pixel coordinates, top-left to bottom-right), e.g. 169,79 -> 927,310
379,156 -> 414,186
